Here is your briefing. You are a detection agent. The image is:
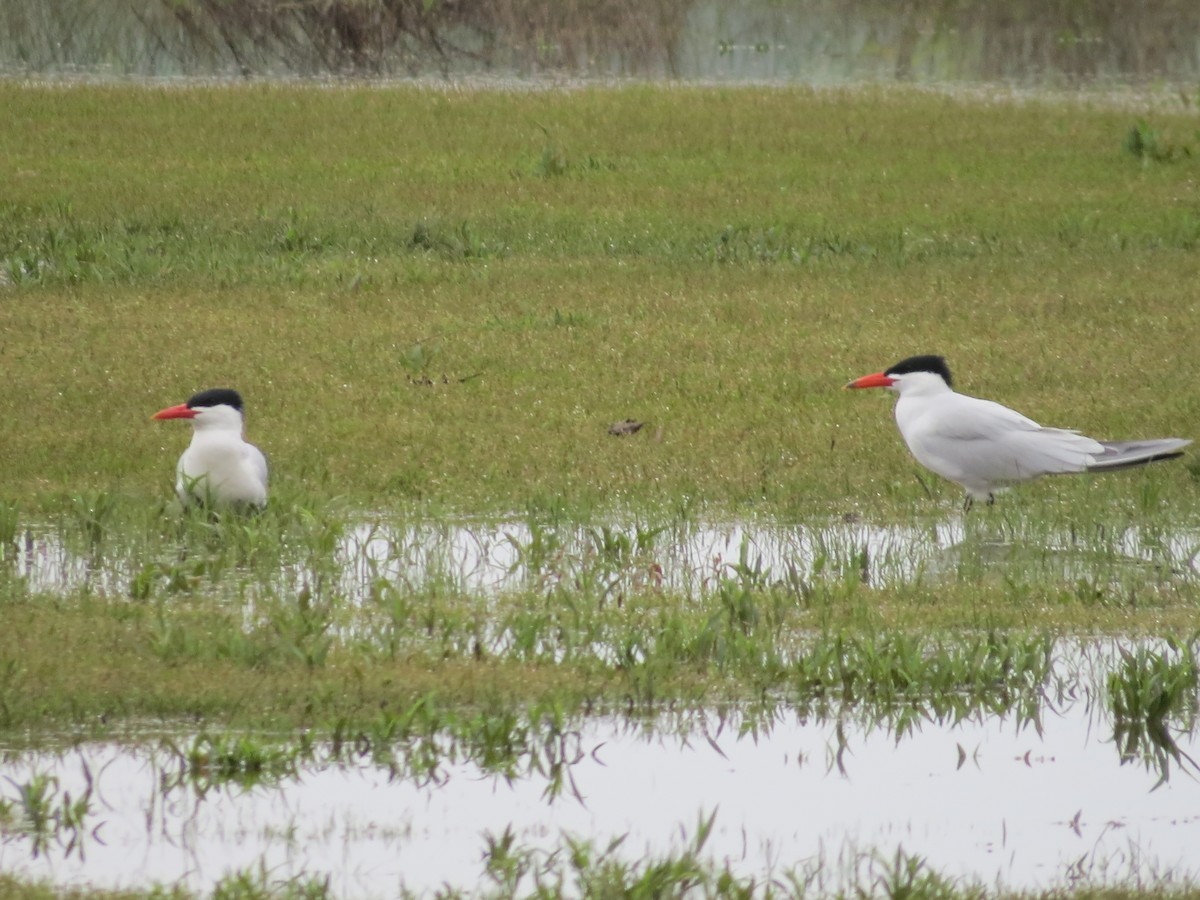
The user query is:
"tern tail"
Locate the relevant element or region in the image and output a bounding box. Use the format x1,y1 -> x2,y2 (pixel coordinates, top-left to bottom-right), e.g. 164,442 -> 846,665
1086,438 -> 1192,473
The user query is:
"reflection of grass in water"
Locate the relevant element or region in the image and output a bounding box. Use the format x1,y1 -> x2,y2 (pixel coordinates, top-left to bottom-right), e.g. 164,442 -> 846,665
479,820 -> 1200,899
1,489 -> 1198,734
0,763 -> 95,861
0,75 -> 1198,900
0,649 -> 1195,896
1108,639 -> 1200,787
167,732 -> 304,794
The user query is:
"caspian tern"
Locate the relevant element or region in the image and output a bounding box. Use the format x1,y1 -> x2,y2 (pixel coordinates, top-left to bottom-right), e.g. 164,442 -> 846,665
847,355 -> 1191,507
152,388 -> 269,508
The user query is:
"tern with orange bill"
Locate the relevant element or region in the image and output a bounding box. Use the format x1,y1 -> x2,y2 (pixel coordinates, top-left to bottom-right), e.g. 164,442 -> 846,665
152,388 -> 268,508
846,355 -> 1191,508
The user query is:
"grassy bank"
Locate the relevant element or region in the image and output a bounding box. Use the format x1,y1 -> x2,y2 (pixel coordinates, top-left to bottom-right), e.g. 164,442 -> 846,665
1,82 -> 1198,516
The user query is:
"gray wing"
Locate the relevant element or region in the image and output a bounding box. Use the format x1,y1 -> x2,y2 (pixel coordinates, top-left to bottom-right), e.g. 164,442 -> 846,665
907,393 -> 1103,486
246,443 -> 269,489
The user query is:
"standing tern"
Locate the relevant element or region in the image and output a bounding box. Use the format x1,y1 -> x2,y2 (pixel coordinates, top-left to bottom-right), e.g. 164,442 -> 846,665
152,388 -> 269,508
847,355 -> 1191,507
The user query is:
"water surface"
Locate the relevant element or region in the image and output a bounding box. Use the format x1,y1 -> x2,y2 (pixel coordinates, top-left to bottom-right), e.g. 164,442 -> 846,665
1,640 -> 1196,896
11,514 -> 1199,601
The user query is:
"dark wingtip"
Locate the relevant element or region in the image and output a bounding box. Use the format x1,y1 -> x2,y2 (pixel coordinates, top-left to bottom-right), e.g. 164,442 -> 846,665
1089,438 -> 1191,473
1087,450 -> 1185,472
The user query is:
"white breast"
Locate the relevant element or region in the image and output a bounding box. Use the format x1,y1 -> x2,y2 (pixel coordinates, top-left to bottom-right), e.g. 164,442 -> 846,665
177,430 -> 268,507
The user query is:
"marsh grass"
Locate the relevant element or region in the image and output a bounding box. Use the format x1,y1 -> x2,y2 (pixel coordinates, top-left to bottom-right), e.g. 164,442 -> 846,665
165,732 -> 305,793
453,823 -> 1194,899
0,879 -> 172,900
1124,121 -> 1197,165
1,84 -> 1199,515
1107,639 -> 1200,786
478,811 -> 747,897
0,653 -> 1194,899
3,493 -> 1197,738
0,763 -> 95,860
206,865 -> 331,900
2,82 -> 1200,896
2,844 -> 1198,900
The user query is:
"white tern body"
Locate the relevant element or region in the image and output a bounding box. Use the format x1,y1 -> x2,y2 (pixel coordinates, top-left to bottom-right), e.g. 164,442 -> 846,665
153,389 -> 268,508
848,356 -> 1191,505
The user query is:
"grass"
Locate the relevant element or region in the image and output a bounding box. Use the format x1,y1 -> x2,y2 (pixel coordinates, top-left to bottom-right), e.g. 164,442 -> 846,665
0,82 -> 1199,515
1107,639 -> 1200,786
2,81 -> 1200,896
0,764 -> 94,860
0,632 -> 1193,897
4,813 -> 1200,899
0,489 -> 1196,733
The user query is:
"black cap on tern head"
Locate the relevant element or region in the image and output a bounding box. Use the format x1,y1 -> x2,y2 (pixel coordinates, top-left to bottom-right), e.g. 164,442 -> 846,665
186,388 -> 245,411
884,355 -> 953,388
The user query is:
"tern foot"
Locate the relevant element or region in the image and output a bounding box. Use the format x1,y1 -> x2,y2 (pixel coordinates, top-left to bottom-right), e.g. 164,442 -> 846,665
962,493 -> 995,513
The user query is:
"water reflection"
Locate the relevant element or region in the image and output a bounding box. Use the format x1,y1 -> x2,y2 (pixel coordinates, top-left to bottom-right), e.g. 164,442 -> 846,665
1107,643 -> 1200,789
9,514 -> 1199,602
0,640 -> 1196,896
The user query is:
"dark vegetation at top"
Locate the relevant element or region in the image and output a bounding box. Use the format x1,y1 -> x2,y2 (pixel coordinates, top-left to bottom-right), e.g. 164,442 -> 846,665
2,0 -> 1200,80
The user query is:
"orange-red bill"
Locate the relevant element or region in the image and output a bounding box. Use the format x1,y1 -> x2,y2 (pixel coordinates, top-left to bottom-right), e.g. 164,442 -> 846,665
845,372 -> 896,390
152,403 -> 197,421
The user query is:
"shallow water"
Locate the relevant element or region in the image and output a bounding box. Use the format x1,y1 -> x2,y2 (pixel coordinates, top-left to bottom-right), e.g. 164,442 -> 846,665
10,514 -> 1199,602
0,640 -> 1196,896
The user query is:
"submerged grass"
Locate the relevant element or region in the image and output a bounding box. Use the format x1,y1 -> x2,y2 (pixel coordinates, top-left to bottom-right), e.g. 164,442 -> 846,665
5,824 -> 1200,899
0,490 -> 1197,733
1107,639 -> 1200,786
0,764 -> 95,860
2,82 -> 1199,896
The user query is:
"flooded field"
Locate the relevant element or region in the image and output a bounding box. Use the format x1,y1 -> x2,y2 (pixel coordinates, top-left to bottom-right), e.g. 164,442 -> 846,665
2,502 -> 1198,894
12,513 -> 1200,603
0,639 -> 1196,896
4,29 -> 1200,891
